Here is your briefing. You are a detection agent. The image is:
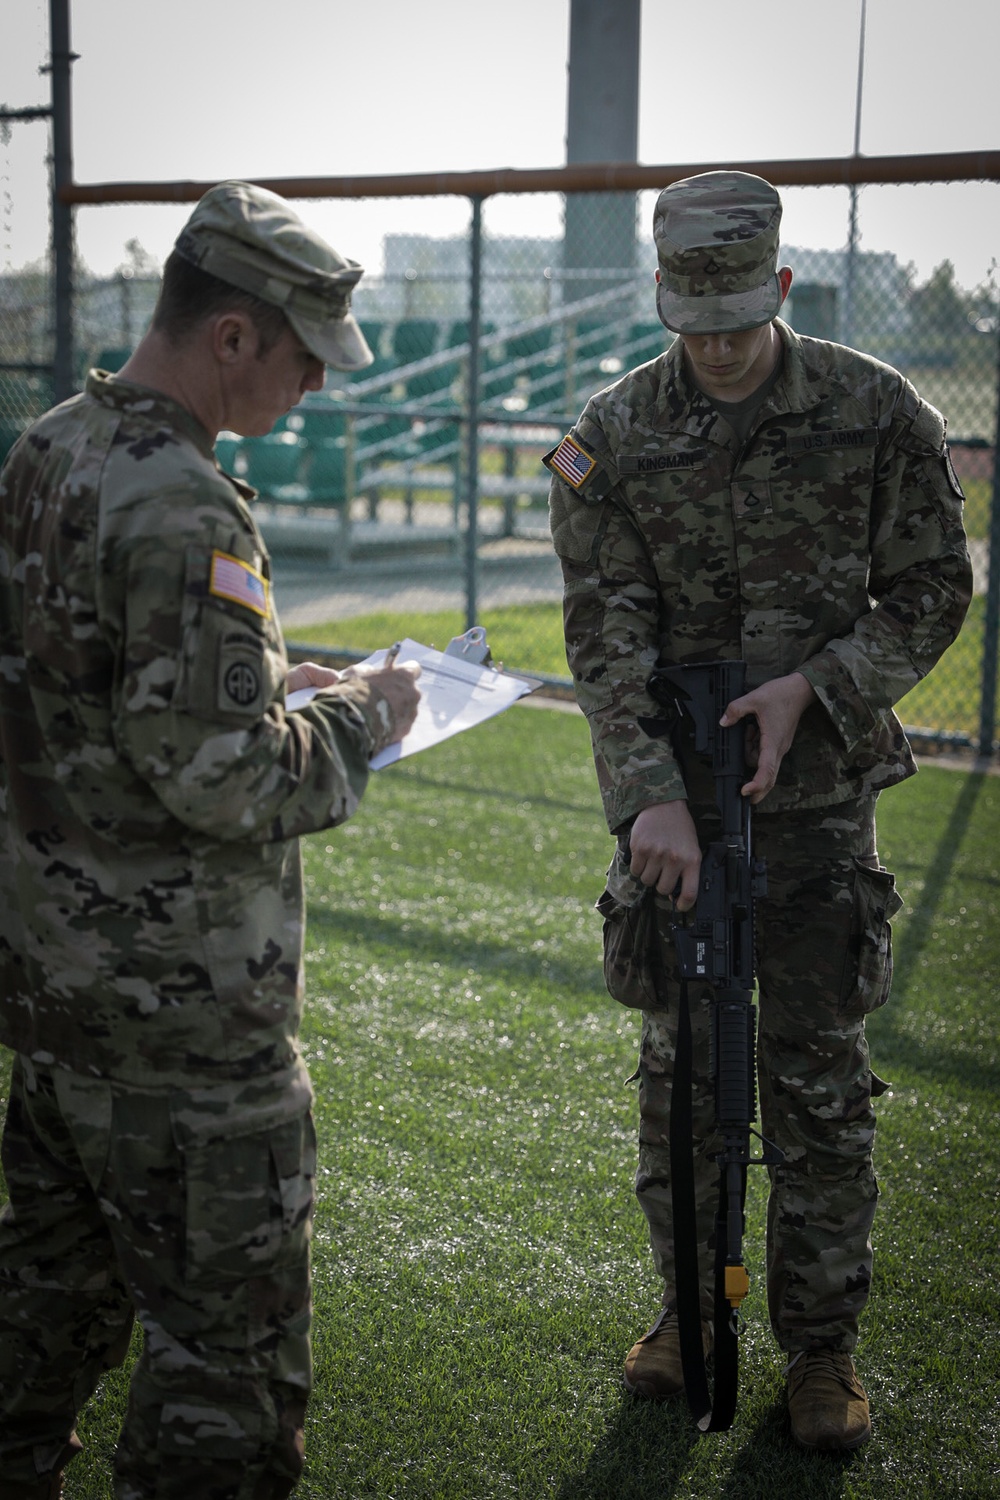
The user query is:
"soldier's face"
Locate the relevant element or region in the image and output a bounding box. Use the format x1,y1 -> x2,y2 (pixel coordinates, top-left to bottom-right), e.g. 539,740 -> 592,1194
678,322 -> 779,403
227,325 -> 326,436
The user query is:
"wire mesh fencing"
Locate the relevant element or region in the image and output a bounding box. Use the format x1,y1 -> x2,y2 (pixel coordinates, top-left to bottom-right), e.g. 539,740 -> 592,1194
0,176 -> 997,751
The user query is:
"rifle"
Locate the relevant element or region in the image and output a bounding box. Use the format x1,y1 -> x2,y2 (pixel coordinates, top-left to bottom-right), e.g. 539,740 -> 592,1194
645,659 -> 781,1432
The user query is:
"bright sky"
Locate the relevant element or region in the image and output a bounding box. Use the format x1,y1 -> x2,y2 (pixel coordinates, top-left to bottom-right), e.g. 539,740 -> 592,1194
4,0 -> 999,287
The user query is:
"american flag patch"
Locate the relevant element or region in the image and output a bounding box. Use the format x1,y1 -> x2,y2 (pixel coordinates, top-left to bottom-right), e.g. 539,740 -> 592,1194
209,551 -> 270,617
549,433 -> 597,489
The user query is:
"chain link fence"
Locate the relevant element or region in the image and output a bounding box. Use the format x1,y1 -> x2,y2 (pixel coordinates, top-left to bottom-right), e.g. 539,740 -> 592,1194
1,168 -> 997,752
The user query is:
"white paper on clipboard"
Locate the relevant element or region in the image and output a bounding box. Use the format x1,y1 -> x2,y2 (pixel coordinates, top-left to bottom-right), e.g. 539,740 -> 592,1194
285,637 -> 540,769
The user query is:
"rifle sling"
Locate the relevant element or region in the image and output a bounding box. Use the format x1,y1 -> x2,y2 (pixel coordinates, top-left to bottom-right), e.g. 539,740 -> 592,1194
670,976 -> 742,1432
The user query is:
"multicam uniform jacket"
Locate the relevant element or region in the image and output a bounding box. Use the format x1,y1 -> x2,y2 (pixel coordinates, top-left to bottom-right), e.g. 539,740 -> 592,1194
0,372 -> 398,1086
545,319 -> 973,832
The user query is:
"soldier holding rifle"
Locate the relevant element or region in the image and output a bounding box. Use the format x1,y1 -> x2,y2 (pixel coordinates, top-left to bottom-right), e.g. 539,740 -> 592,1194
545,171 -> 971,1449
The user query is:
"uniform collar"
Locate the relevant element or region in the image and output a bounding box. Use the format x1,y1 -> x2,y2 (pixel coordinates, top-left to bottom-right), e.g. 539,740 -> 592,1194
765,319 -> 821,415
85,369 -> 218,460
656,317 -> 820,440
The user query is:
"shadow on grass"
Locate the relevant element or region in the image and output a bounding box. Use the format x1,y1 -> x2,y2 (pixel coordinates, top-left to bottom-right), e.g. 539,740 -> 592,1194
718,1406 -> 864,1500
871,770 -> 994,1092
553,1393 -> 862,1500
397,762 -> 602,819
306,902 -> 601,998
551,1395 -> 699,1500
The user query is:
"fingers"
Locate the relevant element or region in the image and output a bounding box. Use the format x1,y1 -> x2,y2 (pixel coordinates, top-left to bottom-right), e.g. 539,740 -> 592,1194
741,762 -> 777,805
371,661 -> 422,736
720,675 -> 816,806
628,801 -> 702,910
669,857 -> 702,912
718,694 -> 749,728
285,660 -> 343,694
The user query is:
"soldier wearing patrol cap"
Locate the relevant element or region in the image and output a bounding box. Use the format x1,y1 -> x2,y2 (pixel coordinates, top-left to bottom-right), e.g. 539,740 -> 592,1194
545,171 -> 972,1450
0,182 -> 420,1497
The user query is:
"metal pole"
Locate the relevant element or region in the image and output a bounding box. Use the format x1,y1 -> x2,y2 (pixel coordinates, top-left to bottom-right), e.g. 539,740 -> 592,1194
463,196 -> 483,632
977,329 -> 1000,757
61,151 -> 1000,206
843,0 -> 867,347
49,0 -> 75,403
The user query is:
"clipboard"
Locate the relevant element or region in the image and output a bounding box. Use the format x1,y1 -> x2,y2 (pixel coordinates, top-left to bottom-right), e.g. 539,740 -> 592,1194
286,634 -> 541,769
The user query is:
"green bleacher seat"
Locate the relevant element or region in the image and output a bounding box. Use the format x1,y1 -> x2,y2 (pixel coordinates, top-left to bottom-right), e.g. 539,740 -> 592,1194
628,321 -> 668,364
239,432 -> 307,502
393,319 -> 438,364
359,320 -> 386,357
407,367 -> 456,402
411,416 -> 461,458
446,320 -> 501,373
285,404 -> 344,443
304,440 -> 348,506
392,319 -> 452,400
505,326 -> 552,361
446,319 -> 496,346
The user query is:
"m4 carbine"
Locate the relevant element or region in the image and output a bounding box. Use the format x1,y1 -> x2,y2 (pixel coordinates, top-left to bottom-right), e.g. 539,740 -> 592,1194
646,659 -> 780,1432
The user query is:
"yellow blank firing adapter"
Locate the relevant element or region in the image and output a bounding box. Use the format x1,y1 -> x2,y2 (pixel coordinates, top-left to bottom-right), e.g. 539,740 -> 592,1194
725,1264 -> 750,1309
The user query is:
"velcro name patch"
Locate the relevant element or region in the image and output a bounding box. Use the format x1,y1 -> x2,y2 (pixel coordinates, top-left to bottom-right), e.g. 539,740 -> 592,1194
619,451 -> 706,474
209,550 -> 270,617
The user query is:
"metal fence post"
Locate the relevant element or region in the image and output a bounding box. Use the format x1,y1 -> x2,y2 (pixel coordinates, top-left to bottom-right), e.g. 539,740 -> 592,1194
978,331 -> 1000,757
49,0 -> 75,403
463,195 -> 483,632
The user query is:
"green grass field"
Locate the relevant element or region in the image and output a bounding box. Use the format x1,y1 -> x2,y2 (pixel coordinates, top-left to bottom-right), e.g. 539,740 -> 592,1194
10,705 -> 995,1498
287,595 -> 994,746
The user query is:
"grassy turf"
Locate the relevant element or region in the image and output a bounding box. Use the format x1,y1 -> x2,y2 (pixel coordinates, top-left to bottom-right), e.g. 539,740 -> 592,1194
286,596 -> 992,744
42,707 -> 998,1498
286,601 -> 570,681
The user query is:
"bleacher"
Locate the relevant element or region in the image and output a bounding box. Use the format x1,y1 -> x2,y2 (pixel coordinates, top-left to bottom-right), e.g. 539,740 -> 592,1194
47,292 -> 667,566
214,285 -> 669,564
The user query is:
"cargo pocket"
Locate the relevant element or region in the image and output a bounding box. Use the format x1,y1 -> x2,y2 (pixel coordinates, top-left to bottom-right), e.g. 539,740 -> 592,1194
596,843 -> 670,1011
840,858 -> 904,1015
171,1066 -> 316,1288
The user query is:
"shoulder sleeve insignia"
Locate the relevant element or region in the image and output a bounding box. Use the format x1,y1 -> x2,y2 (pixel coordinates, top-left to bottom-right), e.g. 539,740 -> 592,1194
209,550 -> 270,617
544,432 -> 598,489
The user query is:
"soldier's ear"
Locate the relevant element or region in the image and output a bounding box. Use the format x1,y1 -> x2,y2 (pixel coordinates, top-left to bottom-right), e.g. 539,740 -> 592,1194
213,312 -> 254,364
777,267 -> 793,304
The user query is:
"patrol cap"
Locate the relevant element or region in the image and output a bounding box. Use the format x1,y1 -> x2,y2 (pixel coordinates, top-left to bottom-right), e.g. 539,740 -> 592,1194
653,171 -> 783,335
174,180 -> 373,370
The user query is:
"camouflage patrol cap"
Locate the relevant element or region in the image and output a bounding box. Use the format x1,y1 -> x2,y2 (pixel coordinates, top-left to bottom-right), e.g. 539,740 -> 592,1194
174,180 -> 373,370
653,171 -> 783,334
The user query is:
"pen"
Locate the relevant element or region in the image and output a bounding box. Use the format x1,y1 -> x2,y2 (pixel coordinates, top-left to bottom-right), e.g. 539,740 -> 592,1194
385,641 -> 402,669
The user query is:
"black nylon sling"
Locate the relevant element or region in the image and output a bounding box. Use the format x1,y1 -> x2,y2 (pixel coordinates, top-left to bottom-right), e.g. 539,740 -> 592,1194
670,974 -> 742,1432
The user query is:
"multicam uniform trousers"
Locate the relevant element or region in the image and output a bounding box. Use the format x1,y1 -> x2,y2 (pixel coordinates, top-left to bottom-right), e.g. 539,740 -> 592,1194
602,793 -> 902,1353
0,1055 -> 315,1499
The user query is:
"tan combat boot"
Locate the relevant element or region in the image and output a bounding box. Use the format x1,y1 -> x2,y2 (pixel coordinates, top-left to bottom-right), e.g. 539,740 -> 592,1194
623,1306 -> 713,1399
785,1350 -> 872,1450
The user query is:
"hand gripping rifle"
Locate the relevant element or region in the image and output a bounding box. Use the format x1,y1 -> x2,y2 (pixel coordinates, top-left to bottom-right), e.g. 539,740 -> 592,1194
645,660 -> 782,1433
